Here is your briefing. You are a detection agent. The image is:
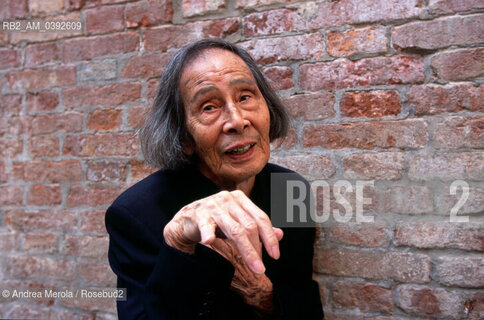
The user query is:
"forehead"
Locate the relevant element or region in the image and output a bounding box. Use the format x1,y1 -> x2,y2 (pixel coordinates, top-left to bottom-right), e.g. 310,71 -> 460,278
180,48 -> 254,86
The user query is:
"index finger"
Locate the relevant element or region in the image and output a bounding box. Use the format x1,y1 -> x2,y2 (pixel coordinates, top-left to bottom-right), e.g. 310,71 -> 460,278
231,190 -> 280,260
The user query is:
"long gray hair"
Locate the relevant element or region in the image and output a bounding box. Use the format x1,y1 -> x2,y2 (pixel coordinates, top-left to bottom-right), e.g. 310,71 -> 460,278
139,38 -> 290,170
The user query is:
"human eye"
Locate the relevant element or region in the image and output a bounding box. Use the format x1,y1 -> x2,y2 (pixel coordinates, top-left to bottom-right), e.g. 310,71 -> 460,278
240,94 -> 250,102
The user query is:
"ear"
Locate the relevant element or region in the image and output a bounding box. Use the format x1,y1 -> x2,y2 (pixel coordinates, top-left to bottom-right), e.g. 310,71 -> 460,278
181,136 -> 195,156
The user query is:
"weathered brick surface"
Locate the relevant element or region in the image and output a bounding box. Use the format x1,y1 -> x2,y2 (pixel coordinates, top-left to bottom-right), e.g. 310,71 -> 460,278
343,152 -> 404,180
144,18 -> 239,52
300,57 -> 424,91
1,0 -> 482,317
340,90 -> 401,118
314,248 -> 431,283
328,26 -> 388,58
431,47 -> 484,81
395,222 -> 484,252
408,84 -> 484,115
62,33 -> 140,62
393,14 -> 484,50
243,9 -> 295,37
85,5 -> 124,34
126,0 -> 173,27
332,281 -> 394,313
241,33 -> 324,64
24,42 -> 59,68
63,82 -> 142,108
303,119 -> 428,150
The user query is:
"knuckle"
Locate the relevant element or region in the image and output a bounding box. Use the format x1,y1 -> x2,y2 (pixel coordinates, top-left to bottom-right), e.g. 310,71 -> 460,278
244,221 -> 258,234
228,225 -> 245,238
231,190 -> 245,198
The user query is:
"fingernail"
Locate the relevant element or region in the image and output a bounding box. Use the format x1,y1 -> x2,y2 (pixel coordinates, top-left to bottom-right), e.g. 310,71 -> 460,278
271,245 -> 280,260
252,260 -> 265,274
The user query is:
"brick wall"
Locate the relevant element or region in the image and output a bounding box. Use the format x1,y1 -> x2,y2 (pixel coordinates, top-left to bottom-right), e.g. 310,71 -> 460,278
0,0 -> 483,318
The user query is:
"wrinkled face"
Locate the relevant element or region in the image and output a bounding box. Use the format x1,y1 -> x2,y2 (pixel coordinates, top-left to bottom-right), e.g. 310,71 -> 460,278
180,48 -> 271,188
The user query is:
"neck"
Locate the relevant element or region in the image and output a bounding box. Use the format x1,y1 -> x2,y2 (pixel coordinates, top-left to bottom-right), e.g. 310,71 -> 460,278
199,166 -> 256,196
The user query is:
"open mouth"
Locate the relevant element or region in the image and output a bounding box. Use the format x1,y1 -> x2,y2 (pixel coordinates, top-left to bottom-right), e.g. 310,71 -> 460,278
225,143 -> 255,155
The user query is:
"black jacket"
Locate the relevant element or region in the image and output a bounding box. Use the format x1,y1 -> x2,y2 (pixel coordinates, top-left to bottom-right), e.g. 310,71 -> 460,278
105,163 -> 323,319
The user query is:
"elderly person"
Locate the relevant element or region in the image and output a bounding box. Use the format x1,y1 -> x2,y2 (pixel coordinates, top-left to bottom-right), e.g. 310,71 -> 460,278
106,39 -> 323,319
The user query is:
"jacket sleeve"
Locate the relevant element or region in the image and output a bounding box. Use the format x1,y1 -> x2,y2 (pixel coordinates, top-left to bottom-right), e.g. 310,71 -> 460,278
105,203 -> 236,320
271,227 -> 324,320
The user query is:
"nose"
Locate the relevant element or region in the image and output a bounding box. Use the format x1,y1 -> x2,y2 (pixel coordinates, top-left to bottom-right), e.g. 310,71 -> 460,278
222,102 -> 250,134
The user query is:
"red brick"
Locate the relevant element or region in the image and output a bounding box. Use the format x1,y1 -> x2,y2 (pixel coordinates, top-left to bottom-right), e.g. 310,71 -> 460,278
28,126 -> 58,149
270,128 -> 297,151
283,92 -> 335,121
433,117 -> 483,149
26,91 -> 59,113
21,233 -> 57,254
395,222 -> 484,252
0,94 -> 22,116
62,82 -> 141,108
121,52 -> 173,79
79,59 -> 117,82
314,248 -> 431,283
377,185 -> 433,214
270,155 -> 335,181
12,160 -> 83,182
87,108 -> 122,131
0,138 -> 23,158
262,66 -> 293,91
431,47 -> 484,81
0,232 -> 18,252
60,293 -> 116,313
243,9 -> 295,37
25,42 -> 59,68
6,209 -> 77,231
4,256 -> 76,281
396,285 -> 475,318
61,33 -> 140,62
0,48 -> 20,69
0,115 -> 32,136
147,78 -> 159,101
0,186 -> 23,206
327,223 -> 391,247
6,65 -> 76,91
126,0 -> 173,27
328,26 -> 388,58
128,105 -> 149,129
302,119 -> 428,150
85,5 -> 124,34
0,162 -> 7,182
66,184 -> 125,207
300,56 -> 424,91
183,0 -> 225,17
63,133 -> 138,157
144,18 -> 239,52
436,256 -> 484,288
332,281 -> 393,314
61,235 -> 109,259
27,184 -> 61,206
80,210 -> 107,234
343,152 -> 404,180
129,159 -> 157,182
0,0 -> 28,19
31,112 -> 83,135
29,0 -> 63,14
408,152 -> 480,181
409,84 -> 484,115
295,0 -> 423,29
394,14 -> 484,51
428,0 -> 484,15
340,90 -> 401,118
87,160 -> 127,183
79,262 -> 116,286
240,33 -> 324,65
